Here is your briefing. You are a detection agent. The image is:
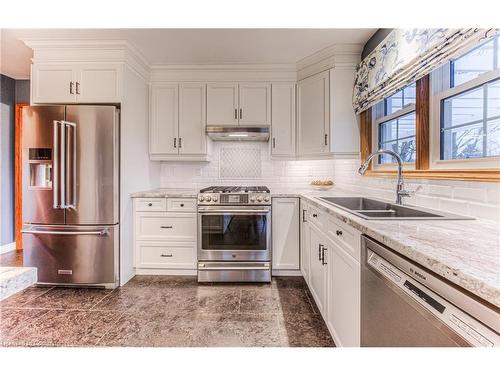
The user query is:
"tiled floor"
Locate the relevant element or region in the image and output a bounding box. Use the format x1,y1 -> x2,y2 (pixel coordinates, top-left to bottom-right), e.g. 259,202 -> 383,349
0,276 -> 335,347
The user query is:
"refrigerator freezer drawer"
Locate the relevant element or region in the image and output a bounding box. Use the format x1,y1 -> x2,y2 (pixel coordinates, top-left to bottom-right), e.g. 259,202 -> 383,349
22,225 -> 119,288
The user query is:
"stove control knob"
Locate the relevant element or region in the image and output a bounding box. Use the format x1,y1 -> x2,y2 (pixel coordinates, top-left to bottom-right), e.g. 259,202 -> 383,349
250,196 -> 256,202
212,195 -> 218,202
205,196 -> 212,202
257,196 -> 263,202
264,196 -> 270,202
198,196 -> 205,202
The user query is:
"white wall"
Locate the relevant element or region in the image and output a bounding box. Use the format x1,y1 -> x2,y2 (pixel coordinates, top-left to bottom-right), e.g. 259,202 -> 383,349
120,66 -> 160,285
159,144 -> 500,221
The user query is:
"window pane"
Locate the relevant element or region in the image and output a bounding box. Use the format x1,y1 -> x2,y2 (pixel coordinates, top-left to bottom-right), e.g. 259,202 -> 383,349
442,123 -> 484,160
379,119 -> 398,142
385,82 -> 416,115
487,79 -> 500,118
453,37 -> 496,86
398,112 -> 416,138
442,85 -> 483,128
487,118 -> 500,157
398,137 -> 416,163
378,111 -> 416,164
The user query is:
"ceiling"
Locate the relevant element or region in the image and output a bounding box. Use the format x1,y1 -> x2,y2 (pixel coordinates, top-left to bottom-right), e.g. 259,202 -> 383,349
0,28 -> 376,79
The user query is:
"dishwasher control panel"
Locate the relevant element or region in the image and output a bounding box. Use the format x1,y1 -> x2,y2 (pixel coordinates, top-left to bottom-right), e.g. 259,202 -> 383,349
367,250 -> 499,347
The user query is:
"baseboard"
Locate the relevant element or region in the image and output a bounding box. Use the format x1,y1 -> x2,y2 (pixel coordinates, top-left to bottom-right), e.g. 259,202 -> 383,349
0,242 -> 16,255
272,269 -> 302,276
134,268 -> 197,276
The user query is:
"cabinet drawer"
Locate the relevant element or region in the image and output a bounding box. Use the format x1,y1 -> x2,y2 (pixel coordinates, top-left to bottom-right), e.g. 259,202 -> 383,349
327,216 -> 360,262
135,198 -> 167,211
308,205 -> 325,230
167,198 -> 197,212
136,242 -> 196,269
135,212 -> 197,241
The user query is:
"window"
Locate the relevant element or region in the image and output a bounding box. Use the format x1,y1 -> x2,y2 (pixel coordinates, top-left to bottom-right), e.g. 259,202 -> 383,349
439,35 -> 500,161
376,83 -> 417,164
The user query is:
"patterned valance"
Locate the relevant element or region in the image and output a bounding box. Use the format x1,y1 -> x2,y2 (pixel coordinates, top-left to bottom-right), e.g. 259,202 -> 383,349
353,28 -> 499,115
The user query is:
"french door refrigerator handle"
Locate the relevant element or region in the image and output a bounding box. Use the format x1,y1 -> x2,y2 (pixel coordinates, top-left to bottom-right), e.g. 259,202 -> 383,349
52,121 -> 62,209
62,121 -> 77,209
22,227 -> 109,236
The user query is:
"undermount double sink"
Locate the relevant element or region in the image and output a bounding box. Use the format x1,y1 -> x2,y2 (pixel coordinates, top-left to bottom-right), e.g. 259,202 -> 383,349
319,197 -> 473,220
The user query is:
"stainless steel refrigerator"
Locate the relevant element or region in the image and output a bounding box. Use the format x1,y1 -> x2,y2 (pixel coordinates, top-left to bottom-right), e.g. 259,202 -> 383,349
21,105 -> 119,288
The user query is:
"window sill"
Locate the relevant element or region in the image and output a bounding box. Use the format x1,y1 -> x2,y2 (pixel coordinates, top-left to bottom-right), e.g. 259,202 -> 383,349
363,169 -> 500,182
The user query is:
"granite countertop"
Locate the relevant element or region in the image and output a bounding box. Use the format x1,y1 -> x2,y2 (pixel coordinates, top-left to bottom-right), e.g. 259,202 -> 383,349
298,190 -> 500,308
131,187 -> 500,307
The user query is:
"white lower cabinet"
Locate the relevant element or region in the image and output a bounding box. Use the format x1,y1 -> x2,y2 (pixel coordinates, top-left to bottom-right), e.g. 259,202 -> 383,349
308,223 -> 329,317
327,240 -> 361,347
272,197 -> 300,271
133,197 -> 197,274
300,200 -> 310,283
300,198 -> 361,346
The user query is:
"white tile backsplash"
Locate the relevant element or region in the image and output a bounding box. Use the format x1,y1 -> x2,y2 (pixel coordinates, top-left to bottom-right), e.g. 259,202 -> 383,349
158,144 -> 500,221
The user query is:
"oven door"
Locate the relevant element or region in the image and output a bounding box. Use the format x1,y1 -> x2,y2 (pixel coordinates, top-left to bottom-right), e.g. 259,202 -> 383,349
198,206 -> 271,261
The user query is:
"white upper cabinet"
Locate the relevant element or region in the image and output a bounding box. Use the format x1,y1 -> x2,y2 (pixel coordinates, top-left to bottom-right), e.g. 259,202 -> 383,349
271,83 -> 296,157
77,65 -> 122,103
150,84 -> 178,157
297,71 -> 330,157
207,83 -> 239,126
239,83 -> 271,126
31,63 -> 122,104
206,83 -> 271,127
32,64 -> 77,103
178,83 -> 207,155
149,83 -> 208,161
272,197 -> 300,271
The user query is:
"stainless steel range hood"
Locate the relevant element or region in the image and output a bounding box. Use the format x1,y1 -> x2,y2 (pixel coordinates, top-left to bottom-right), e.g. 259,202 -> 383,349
206,126 -> 270,141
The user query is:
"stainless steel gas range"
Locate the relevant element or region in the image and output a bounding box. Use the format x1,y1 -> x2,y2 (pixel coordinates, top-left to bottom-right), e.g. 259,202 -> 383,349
197,186 -> 271,282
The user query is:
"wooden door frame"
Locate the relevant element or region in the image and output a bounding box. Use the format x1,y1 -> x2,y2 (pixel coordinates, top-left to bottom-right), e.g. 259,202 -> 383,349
15,104 -> 28,250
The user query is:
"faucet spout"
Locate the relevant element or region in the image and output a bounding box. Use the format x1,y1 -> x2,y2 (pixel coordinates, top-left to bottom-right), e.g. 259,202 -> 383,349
358,149 -> 408,205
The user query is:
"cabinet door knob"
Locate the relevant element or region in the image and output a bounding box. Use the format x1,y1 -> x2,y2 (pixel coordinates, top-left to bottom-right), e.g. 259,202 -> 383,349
336,230 -> 342,236
148,203 -> 152,207
312,213 -> 318,218
180,203 -> 184,207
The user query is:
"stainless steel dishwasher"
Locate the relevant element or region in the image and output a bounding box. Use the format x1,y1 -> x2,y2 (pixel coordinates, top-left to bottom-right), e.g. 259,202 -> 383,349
361,236 -> 500,347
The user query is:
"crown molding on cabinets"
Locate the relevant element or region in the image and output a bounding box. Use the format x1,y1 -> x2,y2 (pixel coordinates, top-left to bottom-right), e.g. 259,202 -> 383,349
296,43 -> 362,81
23,39 -> 151,82
149,64 -> 297,83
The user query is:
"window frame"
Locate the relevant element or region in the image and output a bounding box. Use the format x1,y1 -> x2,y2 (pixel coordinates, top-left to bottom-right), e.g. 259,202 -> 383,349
430,67 -> 500,170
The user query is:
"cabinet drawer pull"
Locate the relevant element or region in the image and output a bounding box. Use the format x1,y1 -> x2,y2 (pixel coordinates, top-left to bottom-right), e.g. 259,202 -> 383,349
148,203 -> 153,207
234,109 -> 238,119
70,82 -> 74,94
178,138 -> 182,148
321,247 -> 327,265
160,225 -> 173,229
272,137 -> 276,148
302,209 -> 307,222
160,253 -> 173,257
76,82 -> 80,95
336,230 -> 343,236
239,108 -> 242,119
318,244 -> 322,261
174,138 -> 177,148
324,133 -> 328,146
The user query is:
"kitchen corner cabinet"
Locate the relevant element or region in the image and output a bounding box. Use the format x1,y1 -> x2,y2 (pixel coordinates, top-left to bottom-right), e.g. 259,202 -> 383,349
31,63 -> 122,104
149,83 -> 208,161
207,83 -> 271,126
272,197 -> 300,271
271,83 -> 296,157
297,71 -> 330,157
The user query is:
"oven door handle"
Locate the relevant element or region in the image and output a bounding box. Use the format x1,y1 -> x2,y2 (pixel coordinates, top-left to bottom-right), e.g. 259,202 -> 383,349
198,209 -> 270,214
198,266 -> 270,270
